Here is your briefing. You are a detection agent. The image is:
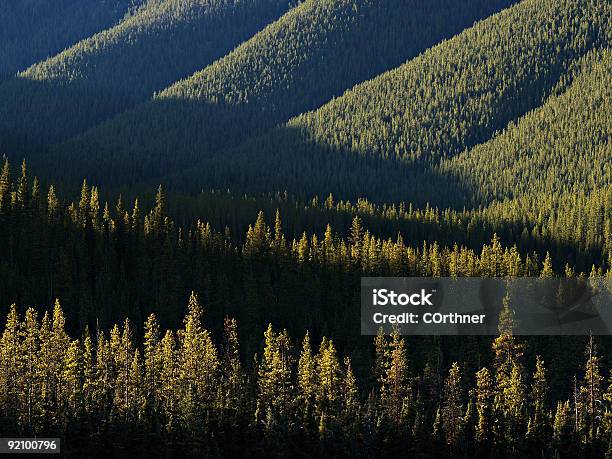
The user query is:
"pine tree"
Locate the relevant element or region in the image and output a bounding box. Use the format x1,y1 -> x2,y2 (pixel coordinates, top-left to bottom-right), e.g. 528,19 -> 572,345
113,318 -> 135,425
541,252 -> 554,277
442,362 -> 464,449
143,313 -> 161,424
553,400 -> 574,454
501,362 -> 526,452
152,185 -> 166,232
128,350 -> 145,426
0,305 -> 21,429
527,356 -> 550,450
256,324 -> 294,432
297,331 -> 316,430
82,330 -> 95,418
373,328 -> 388,387
62,339 -> 83,425
19,308 -> 41,433
380,329 -> 410,431
50,300 -> 69,426
91,329 -> 114,424
493,294 -> 524,382
349,216 -> 363,263
475,367 -> 494,448
159,330 -> 178,434
244,211 -> 271,258
340,356 -> 360,442
581,335 -> 604,444
16,159 -> 28,209
0,158 -> 10,211
273,209 -> 287,258
492,295 -> 526,451
315,337 -> 342,438
178,292 -> 219,433
78,179 -> 90,228
221,316 -> 243,414
37,312 -> 54,427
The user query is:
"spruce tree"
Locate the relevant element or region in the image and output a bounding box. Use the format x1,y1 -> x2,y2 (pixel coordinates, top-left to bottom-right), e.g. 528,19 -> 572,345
297,331 -> 316,431
527,355 -> 550,451
442,362 -> 464,449
475,367 -> 494,449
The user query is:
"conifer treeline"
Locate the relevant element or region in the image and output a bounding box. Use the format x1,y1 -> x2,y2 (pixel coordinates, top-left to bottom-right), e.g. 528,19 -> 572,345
1,159 -> 610,339
168,185 -> 611,274
1,158 -> 610,342
1,297 -> 611,457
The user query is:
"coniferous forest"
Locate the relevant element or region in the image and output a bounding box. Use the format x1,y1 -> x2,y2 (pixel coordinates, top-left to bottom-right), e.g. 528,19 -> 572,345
0,0 -> 611,457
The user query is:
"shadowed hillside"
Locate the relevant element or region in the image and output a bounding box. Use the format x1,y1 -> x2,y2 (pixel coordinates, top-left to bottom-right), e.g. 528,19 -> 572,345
167,0 -> 609,206
43,0 -> 517,185
0,0 -> 294,153
0,0 -> 141,80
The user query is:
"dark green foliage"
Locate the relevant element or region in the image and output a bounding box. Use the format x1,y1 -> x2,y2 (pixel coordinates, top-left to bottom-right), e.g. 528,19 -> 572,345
42,0 -> 517,185
443,48 -> 611,204
168,0 -> 610,206
0,0 -> 141,80
0,0 -> 294,153
0,2 -> 610,455
0,160 -> 609,349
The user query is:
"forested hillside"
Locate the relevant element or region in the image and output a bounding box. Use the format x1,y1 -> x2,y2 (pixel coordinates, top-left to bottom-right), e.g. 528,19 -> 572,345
0,0 -> 141,80
43,0 -> 517,185
442,48 -> 611,205
168,0 -> 609,206
0,159 -> 609,347
0,1 -> 611,456
0,161 -> 611,456
0,0 -> 294,153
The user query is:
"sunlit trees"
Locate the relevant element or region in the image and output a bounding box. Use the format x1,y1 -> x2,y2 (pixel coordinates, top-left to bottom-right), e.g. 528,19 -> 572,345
0,300 -> 609,455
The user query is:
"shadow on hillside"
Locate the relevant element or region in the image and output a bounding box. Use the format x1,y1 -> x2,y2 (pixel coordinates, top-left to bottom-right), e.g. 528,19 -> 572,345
16,89 -> 480,212
27,94 -> 487,210
164,122 -> 477,210
0,76 -> 140,157
32,96 -> 285,188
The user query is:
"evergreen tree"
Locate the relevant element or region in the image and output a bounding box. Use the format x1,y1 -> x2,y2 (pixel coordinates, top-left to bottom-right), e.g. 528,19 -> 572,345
297,331 -> 317,431
475,366 -> 494,450
257,324 -> 293,434
315,337 -> 342,439
442,362 -> 464,449
527,355 -> 550,451
221,316 -> 243,414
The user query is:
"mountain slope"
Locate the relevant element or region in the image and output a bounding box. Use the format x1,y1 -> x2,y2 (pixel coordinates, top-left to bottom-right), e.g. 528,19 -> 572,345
0,0 -> 140,80
169,0 -> 610,206
46,0 -> 517,184
0,0 -> 294,153
441,47 -> 611,205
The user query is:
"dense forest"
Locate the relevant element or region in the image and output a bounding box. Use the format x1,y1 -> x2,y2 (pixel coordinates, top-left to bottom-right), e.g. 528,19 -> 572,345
0,0 -> 142,80
0,0 -> 610,456
443,48 -> 611,205
1,299 -> 611,457
1,160 -> 609,339
36,0 -> 517,186
0,0 -> 295,152
170,0 -> 610,206
0,166 -> 611,456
